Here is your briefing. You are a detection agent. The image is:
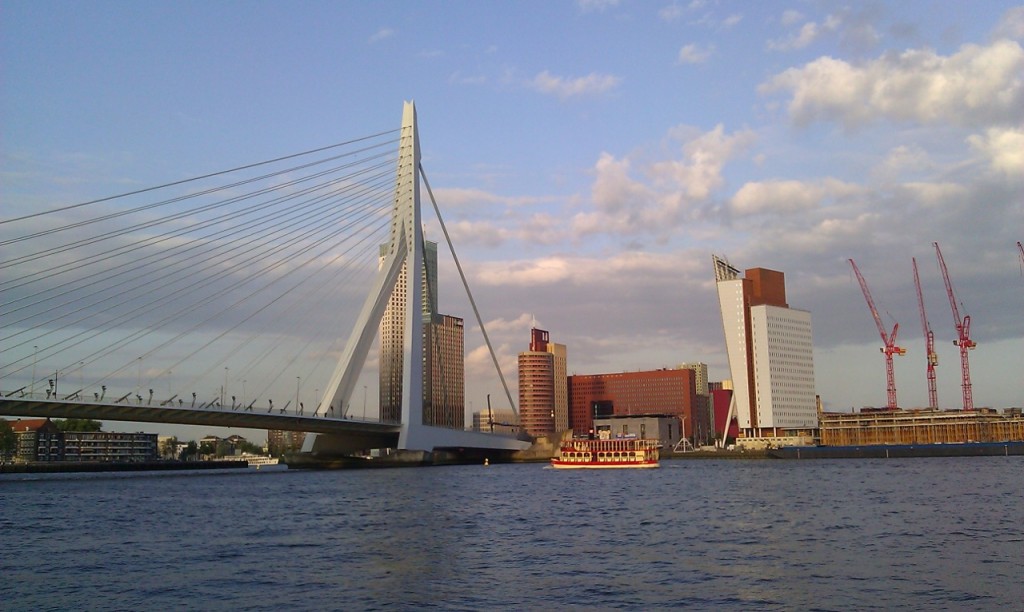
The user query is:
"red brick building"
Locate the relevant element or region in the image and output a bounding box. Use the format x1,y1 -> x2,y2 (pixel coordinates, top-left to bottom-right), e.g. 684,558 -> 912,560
10,418 -> 63,462
568,368 -> 697,440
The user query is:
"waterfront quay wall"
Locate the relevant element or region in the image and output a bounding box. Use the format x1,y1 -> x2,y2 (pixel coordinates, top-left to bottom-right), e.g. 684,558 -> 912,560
819,408 -> 1024,446
1,460 -> 249,474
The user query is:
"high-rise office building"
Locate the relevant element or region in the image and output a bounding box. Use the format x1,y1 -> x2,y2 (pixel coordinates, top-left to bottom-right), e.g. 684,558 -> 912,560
268,430 -> 307,456
517,327 -> 568,438
379,241 -> 463,428
713,256 -> 817,439
424,313 -> 465,429
546,335 -> 568,433
518,328 -> 557,438
471,408 -> 520,436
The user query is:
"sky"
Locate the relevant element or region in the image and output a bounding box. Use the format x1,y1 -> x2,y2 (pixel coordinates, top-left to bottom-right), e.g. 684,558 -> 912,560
2,1 -> 1023,443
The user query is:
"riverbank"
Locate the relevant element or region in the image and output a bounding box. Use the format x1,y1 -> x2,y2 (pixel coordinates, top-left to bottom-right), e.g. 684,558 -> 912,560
767,441 -> 1024,459
0,459 -> 250,474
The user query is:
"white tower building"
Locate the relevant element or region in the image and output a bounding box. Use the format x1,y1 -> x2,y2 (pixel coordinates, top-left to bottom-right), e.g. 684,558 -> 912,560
713,256 -> 817,439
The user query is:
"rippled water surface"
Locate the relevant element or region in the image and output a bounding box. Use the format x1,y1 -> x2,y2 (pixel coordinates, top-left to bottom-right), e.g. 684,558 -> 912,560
3,457 -> 1022,610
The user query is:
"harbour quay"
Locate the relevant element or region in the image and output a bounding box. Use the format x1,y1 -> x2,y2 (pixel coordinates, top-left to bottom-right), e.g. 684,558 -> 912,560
818,407 -> 1024,446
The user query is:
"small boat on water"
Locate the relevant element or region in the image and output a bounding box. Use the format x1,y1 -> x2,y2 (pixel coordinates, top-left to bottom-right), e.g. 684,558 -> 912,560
239,454 -> 281,468
551,436 -> 660,469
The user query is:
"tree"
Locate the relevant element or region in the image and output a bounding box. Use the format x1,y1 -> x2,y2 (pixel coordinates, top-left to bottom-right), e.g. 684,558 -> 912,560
179,441 -> 198,461
237,440 -> 264,455
215,440 -> 233,457
0,420 -> 16,460
53,418 -> 103,432
160,436 -> 179,459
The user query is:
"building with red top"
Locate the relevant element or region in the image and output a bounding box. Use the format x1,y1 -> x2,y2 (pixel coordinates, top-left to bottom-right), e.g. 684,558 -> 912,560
10,418 -> 63,462
713,256 -> 817,444
518,327 -> 565,438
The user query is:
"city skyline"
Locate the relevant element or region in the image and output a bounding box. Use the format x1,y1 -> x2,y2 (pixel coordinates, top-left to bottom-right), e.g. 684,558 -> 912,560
2,2 -> 1022,442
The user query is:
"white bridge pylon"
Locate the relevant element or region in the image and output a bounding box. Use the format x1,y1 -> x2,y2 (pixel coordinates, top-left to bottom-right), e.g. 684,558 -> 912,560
303,101 -> 527,454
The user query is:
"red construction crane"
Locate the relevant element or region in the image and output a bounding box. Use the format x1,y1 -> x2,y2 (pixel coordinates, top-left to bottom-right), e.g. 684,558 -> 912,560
933,242 -> 975,411
912,257 -> 938,410
849,259 -> 906,410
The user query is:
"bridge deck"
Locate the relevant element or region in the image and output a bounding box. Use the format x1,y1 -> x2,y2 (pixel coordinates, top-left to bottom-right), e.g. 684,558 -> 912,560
0,396 -> 528,452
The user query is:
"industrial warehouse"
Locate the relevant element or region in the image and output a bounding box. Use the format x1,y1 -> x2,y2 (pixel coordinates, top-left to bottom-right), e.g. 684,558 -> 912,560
818,408 -> 1024,447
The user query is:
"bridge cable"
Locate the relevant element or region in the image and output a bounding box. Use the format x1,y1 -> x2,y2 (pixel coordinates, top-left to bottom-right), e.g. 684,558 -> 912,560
57,201 -> 387,393
3,191 -> 389,379
0,150 -> 397,276
1,169 -> 395,350
1,167 -> 396,331
2,170 -> 392,364
0,129 -> 399,227
419,163 -> 518,417
156,214 -> 390,403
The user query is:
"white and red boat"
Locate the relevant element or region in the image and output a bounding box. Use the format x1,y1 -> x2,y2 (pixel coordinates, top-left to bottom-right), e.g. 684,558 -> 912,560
550,436 -> 660,469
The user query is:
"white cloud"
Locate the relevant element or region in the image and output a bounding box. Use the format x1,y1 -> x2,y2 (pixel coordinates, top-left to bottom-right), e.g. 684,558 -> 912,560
659,4 -> 684,22
368,28 -> 394,43
528,70 -> 621,99
577,0 -> 619,13
729,178 -> 861,217
476,256 -> 574,286
761,39 -> 1024,128
448,71 -> 486,85
650,124 -> 756,201
479,313 -> 535,334
571,125 -> 755,238
769,21 -> 824,51
768,12 -> 845,51
967,127 -> 1024,178
678,43 -> 713,64
871,144 -> 934,182
994,6 -> 1024,40
722,14 -> 743,28
432,187 -> 550,209
444,219 -> 512,248
474,251 -> 685,289
781,10 -> 804,27
731,180 -> 820,216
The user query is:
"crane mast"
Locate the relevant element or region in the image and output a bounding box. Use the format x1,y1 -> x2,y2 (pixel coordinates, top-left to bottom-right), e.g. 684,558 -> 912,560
912,257 -> 938,410
849,259 -> 906,410
933,242 -> 975,411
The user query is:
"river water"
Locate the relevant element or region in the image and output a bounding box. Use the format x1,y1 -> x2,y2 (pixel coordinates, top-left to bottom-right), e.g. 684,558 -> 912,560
2,457 -> 1022,611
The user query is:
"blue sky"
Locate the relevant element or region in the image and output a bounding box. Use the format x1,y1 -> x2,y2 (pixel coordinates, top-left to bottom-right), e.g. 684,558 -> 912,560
3,1 -> 1023,441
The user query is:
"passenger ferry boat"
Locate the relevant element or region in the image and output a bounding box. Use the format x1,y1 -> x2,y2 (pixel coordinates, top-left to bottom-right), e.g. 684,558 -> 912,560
238,454 -> 281,468
551,436 -> 660,469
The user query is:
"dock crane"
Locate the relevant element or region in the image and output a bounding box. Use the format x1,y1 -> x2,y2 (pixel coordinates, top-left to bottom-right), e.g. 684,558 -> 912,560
933,242 -> 975,411
912,257 -> 939,410
849,259 -> 906,410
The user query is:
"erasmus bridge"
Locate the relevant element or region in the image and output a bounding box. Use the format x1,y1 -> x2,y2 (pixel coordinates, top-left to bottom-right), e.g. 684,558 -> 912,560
0,102 -> 529,458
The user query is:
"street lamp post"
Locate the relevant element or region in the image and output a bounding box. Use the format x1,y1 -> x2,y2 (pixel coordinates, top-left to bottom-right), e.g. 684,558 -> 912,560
296,376 -> 301,414
31,345 -> 38,397
223,367 -> 229,407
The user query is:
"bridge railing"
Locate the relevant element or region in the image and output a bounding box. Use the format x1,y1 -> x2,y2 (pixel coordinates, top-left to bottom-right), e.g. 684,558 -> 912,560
0,388 -> 397,425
